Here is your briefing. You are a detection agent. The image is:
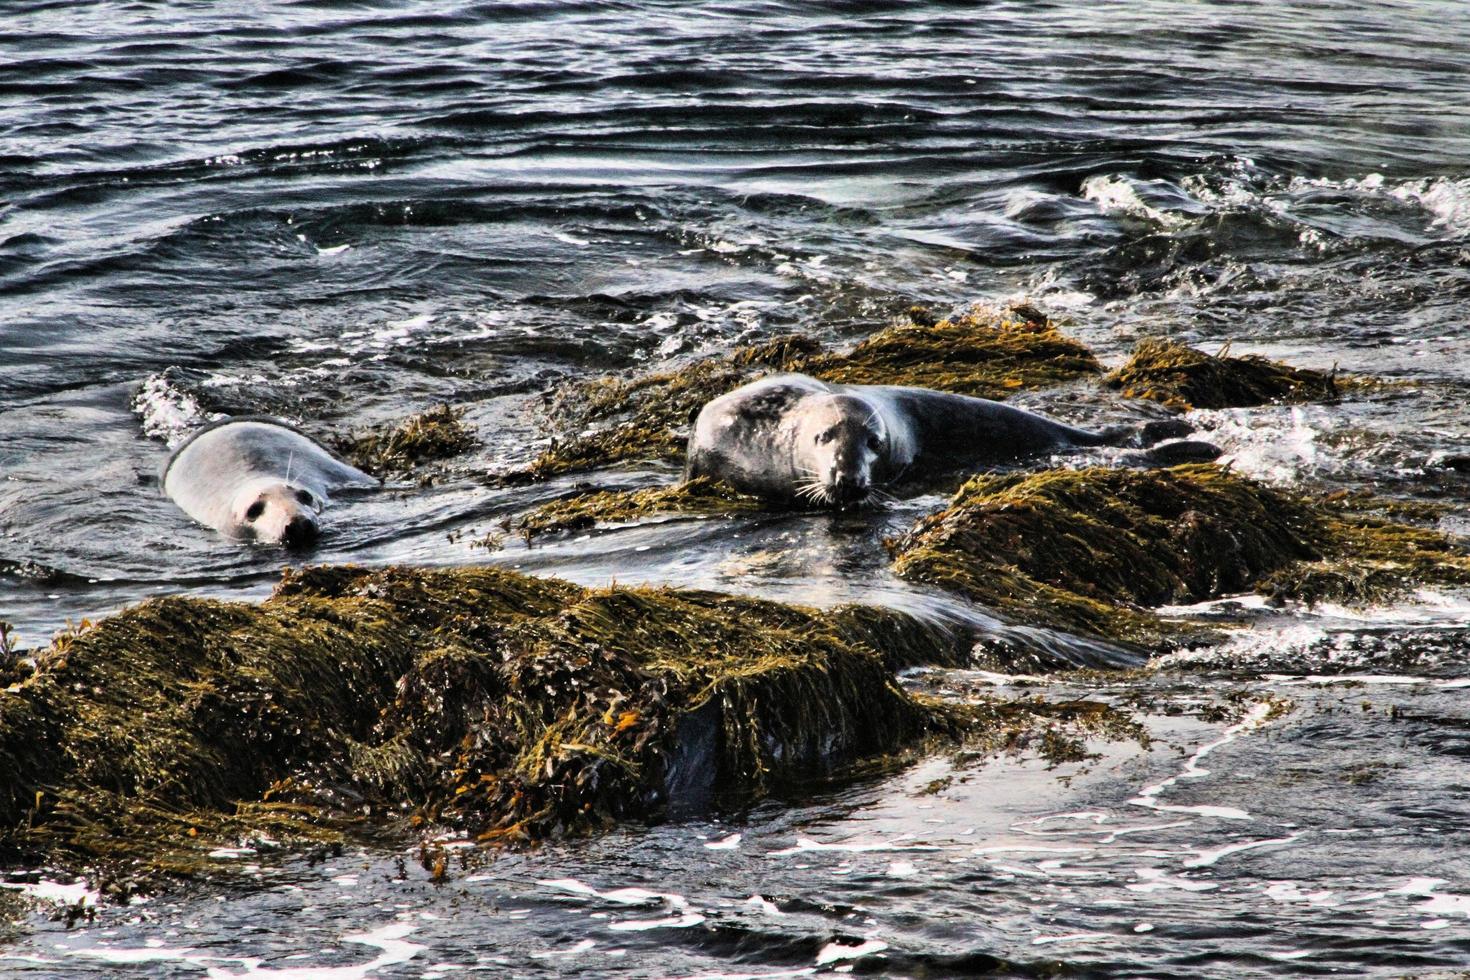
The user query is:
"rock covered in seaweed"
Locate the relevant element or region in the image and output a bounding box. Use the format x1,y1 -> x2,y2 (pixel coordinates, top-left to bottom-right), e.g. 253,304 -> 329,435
802,307 -> 1101,396
889,463 -> 1470,649
1106,337 -> 1341,410
0,565 -> 977,880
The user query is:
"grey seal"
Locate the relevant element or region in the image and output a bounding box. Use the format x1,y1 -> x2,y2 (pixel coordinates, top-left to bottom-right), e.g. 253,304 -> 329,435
686,373 -> 1214,507
162,417 -> 376,547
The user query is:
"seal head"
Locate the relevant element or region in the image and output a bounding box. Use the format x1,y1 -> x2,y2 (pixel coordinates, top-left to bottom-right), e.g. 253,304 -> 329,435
162,417 -> 374,547
230,477 -> 321,548
788,394 -> 887,507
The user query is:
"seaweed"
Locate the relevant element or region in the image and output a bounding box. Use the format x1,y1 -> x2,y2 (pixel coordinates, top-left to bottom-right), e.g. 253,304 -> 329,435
0,565 -> 986,879
512,477 -> 766,541
803,308 -> 1102,397
890,464 -> 1470,648
335,404 -> 477,478
522,307 -> 1102,478
1106,338 -> 1341,410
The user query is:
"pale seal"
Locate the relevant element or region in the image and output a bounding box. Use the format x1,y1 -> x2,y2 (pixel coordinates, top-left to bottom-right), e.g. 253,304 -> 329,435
162,417 -> 376,547
686,373 -> 1214,506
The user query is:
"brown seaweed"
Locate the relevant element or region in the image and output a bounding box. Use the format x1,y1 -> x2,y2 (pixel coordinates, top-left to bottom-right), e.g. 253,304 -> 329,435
1106,338 -> 1341,410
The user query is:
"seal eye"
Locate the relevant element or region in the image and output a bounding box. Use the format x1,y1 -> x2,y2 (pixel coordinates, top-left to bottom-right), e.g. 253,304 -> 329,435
296,489 -> 313,505
245,500 -> 265,522
867,434 -> 882,451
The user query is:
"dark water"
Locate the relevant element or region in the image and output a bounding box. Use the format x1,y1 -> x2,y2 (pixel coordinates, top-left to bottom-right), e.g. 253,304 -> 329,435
4,1 -> 1470,975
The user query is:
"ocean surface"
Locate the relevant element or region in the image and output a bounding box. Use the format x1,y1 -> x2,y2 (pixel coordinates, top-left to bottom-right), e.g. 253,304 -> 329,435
4,0 -> 1470,975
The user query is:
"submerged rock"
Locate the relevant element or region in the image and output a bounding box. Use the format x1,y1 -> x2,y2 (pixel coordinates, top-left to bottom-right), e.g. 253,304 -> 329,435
1106,337 -> 1342,410
511,477 -> 765,541
334,404 -> 477,478
889,464 -> 1470,648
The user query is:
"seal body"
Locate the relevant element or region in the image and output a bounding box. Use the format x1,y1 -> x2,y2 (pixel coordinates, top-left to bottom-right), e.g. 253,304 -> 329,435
162,418 -> 375,547
686,374 -> 1194,507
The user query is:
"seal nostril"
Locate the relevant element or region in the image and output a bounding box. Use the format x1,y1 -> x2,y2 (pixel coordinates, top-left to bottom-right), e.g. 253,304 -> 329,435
282,515 -> 318,548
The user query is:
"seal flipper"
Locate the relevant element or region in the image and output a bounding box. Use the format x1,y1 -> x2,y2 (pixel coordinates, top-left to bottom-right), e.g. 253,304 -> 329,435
1095,418 -> 1197,449
1122,439 -> 1223,467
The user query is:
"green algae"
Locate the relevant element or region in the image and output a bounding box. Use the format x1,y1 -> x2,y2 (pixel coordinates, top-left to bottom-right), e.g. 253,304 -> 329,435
335,404 -> 477,478
522,307 -> 1103,479
0,565 -> 989,880
890,464 -> 1470,648
1106,337 -> 1342,410
512,478 -> 766,541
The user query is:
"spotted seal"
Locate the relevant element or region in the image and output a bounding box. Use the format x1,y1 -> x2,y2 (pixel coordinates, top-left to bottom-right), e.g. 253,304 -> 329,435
686,373 -> 1214,506
162,417 -> 376,547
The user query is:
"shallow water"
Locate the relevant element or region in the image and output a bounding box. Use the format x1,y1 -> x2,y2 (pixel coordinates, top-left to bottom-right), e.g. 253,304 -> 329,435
4,0 -> 1470,974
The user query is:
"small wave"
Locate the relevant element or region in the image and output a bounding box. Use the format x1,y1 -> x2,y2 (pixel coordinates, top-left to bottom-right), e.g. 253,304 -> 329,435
1388,177 -> 1470,235
1188,404 -> 1338,486
132,368 -> 224,446
1283,172 -> 1470,237
1080,174 -> 1203,230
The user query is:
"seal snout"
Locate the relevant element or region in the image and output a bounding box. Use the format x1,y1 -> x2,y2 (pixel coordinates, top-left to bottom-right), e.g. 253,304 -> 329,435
281,513 -> 320,549
829,471 -> 869,506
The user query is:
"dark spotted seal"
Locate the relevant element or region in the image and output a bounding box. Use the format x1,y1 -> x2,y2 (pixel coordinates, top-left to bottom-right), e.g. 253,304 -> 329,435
686,373 -> 1213,506
162,417 -> 376,547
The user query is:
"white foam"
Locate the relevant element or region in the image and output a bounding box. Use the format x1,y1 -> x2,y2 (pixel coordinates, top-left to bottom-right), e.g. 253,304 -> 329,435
1391,878 -> 1470,920
768,836 -> 941,856
528,939 -> 596,960
1264,171 -> 1470,237
1388,177 -> 1470,233
1191,405 -> 1330,486
972,845 -> 1093,856
539,877 -> 706,933
1182,835 -> 1300,868
64,921 -> 424,978
815,939 -> 888,965
1129,702 -> 1275,821
73,943 -> 200,965
3,878 -> 99,908
1264,882 -> 1339,907
606,912 -> 706,931
665,970 -> 816,980
1125,868 -> 1219,893
1081,175 -> 1192,229
133,370 -> 224,446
